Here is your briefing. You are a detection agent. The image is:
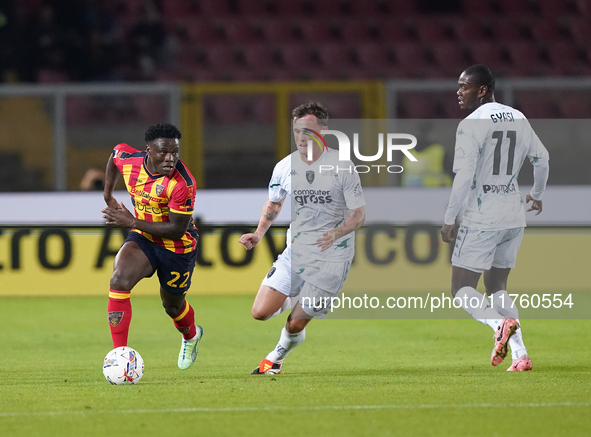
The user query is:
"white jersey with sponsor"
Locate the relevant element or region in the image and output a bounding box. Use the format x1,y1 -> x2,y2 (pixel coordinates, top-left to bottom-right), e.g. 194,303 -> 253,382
267,148 -> 365,262
452,102 -> 549,230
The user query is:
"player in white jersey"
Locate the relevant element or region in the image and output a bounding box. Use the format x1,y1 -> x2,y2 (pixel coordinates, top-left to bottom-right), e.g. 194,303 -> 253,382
441,65 -> 549,371
239,102 -> 366,375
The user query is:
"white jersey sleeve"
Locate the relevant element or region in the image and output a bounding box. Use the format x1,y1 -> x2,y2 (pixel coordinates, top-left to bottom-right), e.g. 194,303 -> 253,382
339,165 -> 366,211
452,118 -> 481,174
267,154 -> 292,247
268,155 -> 291,202
444,120 -> 479,224
524,120 -> 550,200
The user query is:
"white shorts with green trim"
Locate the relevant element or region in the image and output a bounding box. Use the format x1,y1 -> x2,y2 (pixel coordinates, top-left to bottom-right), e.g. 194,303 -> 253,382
452,225 -> 524,274
261,247 -> 352,318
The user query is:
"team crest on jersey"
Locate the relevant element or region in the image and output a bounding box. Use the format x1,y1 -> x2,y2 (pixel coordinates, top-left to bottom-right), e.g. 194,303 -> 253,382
155,184 -> 165,196
306,171 -> 315,184
108,311 -> 124,327
267,267 -> 276,278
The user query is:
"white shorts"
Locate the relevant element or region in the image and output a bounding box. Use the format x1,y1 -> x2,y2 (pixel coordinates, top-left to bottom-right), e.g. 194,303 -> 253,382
261,246 -> 352,319
261,247 -> 294,296
452,225 -> 524,274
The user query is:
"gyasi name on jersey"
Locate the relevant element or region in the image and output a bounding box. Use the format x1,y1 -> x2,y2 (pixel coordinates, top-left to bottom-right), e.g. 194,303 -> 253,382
490,112 -> 515,123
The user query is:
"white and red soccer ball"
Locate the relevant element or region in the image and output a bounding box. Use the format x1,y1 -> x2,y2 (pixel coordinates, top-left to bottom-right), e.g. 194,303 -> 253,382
103,346 -> 144,385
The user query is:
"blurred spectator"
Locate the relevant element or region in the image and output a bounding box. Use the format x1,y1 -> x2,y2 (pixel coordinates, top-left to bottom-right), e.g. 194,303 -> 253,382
80,167 -> 105,190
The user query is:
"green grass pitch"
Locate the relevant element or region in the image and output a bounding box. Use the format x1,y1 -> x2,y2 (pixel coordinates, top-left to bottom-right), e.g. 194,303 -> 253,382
0,295 -> 590,437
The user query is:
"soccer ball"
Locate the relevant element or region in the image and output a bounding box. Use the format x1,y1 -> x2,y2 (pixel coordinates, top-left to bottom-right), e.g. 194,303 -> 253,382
102,346 -> 144,385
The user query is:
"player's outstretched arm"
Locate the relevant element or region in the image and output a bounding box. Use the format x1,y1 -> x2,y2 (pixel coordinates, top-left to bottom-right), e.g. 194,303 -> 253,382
103,155 -> 120,209
102,204 -> 192,240
317,206 -> 366,252
239,198 -> 285,250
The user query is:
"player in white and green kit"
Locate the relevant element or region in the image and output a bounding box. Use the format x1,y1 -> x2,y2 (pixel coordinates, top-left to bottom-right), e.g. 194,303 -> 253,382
239,102 -> 366,375
441,65 -> 550,371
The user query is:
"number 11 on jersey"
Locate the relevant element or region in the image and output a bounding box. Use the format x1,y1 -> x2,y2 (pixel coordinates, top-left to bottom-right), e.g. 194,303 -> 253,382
492,130 -> 516,176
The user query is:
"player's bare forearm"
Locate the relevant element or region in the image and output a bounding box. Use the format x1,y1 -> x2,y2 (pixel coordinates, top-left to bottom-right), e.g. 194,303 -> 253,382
336,206 -> 366,238
103,156 -> 120,208
239,198 -> 284,250
256,198 -> 285,235
102,204 -> 191,240
130,217 -> 191,240
317,206 -> 365,251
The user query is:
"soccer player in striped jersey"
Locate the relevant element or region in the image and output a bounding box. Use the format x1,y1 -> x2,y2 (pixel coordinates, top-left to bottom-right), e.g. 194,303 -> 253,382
441,65 -> 550,371
102,122 -> 203,370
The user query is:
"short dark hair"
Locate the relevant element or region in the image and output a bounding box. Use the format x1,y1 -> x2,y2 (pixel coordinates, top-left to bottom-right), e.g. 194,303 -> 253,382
291,101 -> 329,127
463,64 -> 495,95
145,122 -> 182,143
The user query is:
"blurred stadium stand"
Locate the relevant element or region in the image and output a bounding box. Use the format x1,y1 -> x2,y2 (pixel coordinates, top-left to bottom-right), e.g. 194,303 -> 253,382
2,0 -> 591,86
1,0 -> 591,190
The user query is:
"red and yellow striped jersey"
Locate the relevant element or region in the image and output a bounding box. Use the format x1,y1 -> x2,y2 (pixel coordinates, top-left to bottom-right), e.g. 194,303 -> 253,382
112,143 -> 197,254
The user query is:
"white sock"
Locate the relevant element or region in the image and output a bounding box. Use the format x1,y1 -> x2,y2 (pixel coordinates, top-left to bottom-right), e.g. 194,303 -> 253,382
490,290 -> 527,360
507,328 -> 527,360
456,286 -> 503,331
186,331 -> 200,342
265,327 -> 305,364
489,289 -> 518,319
269,297 -> 292,319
